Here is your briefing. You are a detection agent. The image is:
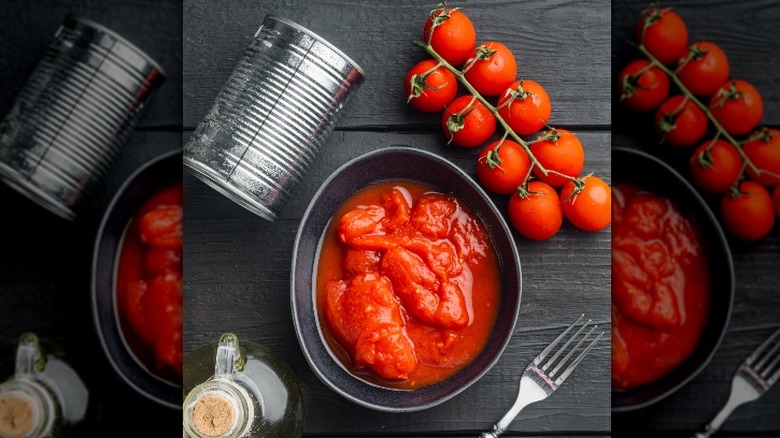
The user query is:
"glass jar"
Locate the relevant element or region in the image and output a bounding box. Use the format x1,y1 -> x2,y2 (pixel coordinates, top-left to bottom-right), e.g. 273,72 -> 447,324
183,333 -> 304,438
0,333 -> 88,438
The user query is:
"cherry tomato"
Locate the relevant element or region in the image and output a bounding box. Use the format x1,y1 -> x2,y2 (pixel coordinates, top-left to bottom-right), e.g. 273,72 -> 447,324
720,181 -> 775,241
655,95 -> 708,147
404,59 -> 457,113
476,140 -> 530,195
464,42 -> 517,96
442,95 -> 496,148
140,204 -> 183,250
774,185 -> 780,219
507,181 -> 562,241
676,41 -> 729,97
530,129 -> 585,187
617,59 -> 670,112
636,6 -> 688,65
497,79 -> 551,135
709,79 -> 764,136
423,7 -> 476,65
742,128 -> 780,187
688,139 -> 742,194
560,175 -> 611,232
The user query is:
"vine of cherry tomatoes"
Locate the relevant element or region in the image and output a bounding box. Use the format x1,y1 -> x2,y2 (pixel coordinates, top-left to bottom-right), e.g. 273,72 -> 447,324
618,5 -> 779,241
406,2 -> 611,241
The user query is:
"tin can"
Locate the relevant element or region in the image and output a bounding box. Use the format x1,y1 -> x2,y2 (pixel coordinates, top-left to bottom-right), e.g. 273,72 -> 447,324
0,15 -> 165,221
183,15 -> 365,221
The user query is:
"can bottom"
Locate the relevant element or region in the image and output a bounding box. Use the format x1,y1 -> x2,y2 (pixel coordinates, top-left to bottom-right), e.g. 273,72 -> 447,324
0,162 -> 77,221
182,157 -> 278,221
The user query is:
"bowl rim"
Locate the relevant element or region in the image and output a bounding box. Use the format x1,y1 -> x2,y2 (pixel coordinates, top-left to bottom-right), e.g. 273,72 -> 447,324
290,146 -> 522,412
91,149 -> 182,409
611,146 -> 735,412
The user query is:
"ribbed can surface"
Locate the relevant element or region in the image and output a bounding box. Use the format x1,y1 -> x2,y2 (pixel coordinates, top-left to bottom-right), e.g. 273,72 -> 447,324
183,15 -> 365,221
0,16 -> 165,221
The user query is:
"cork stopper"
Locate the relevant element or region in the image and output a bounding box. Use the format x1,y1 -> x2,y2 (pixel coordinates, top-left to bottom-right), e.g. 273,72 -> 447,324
0,391 -> 36,438
191,393 -> 236,437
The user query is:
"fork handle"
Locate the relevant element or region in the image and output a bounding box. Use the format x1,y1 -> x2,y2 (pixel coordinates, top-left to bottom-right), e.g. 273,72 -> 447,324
693,375 -> 757,438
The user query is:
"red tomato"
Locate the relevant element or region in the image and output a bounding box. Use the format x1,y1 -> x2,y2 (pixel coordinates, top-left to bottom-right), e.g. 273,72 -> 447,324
530,129 -> 585,187
688,139 -> 742,194
774,185 -> 780,219
142,272 -> 183,346
560,175 -> 611,232
464,42 -> 517,96
404,59 -> 457,113
497,79 -> 551,135
155,323 -> 183,376
507,181 -> 562,241
720,181 -> 775,241
655,95 -> 708,147
636,7 -> 688,65
476,140 -> 530,195
140,204 -> 183,250
676,42 -> 729,97
742,128 -> 780,186
423,7 -> 476,65
145,248 -> 182,275
442,95 -> 496,148
709,79 -> 764,136
617,59 -> 670,112
121,279 -> 148,345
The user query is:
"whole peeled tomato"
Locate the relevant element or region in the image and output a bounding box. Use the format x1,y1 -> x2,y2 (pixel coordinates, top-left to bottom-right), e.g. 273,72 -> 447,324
676,41 -> 730,97
464,41 -> 517,96
636,6 -> 688,65
720,181 -> 775,241
560,175 -> 611,232
742,128 -> 780,187
617,59 -> 670,112
709,79 -> 764,136
497,79 -> 551,135
476,140 -> 530,195
530,129 -> 585,187
688,139 -> 743,194
507,181 -> 562,241
655,95 -> 708,148
442,95 -> 496,148
404,59 -> 458,113
423,7 -> 476,65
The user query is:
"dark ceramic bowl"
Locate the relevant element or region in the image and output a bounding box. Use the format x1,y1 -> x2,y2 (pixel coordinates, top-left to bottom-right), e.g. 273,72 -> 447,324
91,150 -> 181,409
291,147 -> 522,412
611,147 -> 734,412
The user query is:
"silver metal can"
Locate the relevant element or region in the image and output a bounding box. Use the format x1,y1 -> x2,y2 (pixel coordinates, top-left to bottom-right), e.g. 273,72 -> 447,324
0,15 -> 165,221
183,15 -> 365,221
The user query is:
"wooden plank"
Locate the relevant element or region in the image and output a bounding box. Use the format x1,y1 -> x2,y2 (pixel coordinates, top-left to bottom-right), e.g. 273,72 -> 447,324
182,0 -> 611,130
612,1 -> 780,434
0,131 -> 182,434
182,130 -> 611,434
0,0 -> 182,128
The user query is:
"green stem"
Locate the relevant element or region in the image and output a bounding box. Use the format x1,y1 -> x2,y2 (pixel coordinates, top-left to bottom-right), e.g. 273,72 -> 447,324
636,44 -> 760,176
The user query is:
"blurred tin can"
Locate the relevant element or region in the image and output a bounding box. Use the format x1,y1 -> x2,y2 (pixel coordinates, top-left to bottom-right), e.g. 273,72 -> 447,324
183,15 -> 365,221
0,15 -> 165,221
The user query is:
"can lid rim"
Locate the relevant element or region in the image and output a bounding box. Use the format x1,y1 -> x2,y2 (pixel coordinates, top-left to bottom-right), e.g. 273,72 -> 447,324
265,14 -> 366,79
64,15 -> 167,78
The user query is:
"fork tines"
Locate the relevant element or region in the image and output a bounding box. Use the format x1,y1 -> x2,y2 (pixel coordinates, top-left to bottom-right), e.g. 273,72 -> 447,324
746,326 -> 780,386
535,314 -> 604,385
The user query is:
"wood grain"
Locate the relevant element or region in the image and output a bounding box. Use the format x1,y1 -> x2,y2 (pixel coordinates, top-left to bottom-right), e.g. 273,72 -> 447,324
183,0 -> 611,130
612,0 -> 780,434
182,131 -> 611,434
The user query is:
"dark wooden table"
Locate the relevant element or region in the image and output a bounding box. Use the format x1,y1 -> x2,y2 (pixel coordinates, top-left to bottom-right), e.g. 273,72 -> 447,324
0,0 -> 181,434
612,0 -> 780,436
183,0 -> 611,436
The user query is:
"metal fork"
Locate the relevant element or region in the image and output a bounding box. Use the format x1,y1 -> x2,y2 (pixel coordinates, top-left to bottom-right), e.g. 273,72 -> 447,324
479,315 -> 604,438
693,326 -> 780,438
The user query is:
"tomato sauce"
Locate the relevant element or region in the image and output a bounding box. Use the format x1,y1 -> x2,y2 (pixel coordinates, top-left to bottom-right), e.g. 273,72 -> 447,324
611,182 -> 710,390
316,181 -> 501,389
116,182 -> 183,382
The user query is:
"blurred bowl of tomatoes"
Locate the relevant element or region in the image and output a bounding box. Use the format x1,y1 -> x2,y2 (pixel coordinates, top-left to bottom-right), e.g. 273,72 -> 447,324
92,149 -> 182,408
611,147 -> 734,412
